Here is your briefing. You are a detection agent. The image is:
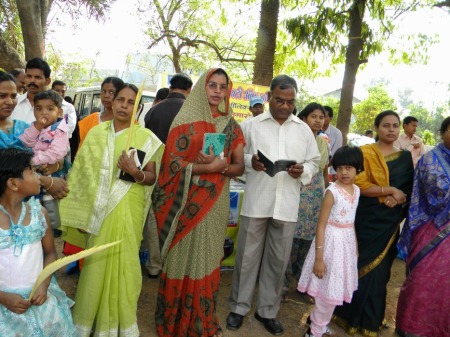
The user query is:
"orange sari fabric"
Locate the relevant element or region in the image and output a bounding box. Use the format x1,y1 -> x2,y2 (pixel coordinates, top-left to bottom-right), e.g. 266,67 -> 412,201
153,69 -> 244,337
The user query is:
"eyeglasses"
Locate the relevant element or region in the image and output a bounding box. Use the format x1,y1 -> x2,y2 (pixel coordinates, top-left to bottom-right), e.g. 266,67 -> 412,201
207,82 -> 228,92
101,89 -> 116,96
273,98 -> 296,107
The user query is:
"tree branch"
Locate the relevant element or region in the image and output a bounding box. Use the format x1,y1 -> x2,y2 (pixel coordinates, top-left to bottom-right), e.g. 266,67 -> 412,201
434,1 -> 450,8
176,35 -> 254,63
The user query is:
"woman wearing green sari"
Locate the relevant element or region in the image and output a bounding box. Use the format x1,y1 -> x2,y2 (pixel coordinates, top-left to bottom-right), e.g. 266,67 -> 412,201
60,83 -> 164,337
333,110 -> 414,337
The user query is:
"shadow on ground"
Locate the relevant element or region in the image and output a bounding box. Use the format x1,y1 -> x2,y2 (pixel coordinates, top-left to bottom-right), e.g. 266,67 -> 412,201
55,238 -> 403,337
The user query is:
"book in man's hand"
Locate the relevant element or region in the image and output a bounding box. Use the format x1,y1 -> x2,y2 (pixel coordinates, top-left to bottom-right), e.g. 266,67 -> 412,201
257,150 -> 296,177
203,133 -> 226,156
118,148 -> 146,182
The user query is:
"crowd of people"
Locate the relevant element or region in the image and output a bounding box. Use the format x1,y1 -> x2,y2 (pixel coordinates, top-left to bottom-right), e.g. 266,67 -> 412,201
0,57 -> 448,337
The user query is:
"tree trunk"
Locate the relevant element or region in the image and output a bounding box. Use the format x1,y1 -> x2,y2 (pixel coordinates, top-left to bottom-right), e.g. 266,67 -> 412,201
336,0 -> 366,144
172,47 -> 182,73
0,38 -> 25,71
16,0 -> 51,60
252,0 -> 279,86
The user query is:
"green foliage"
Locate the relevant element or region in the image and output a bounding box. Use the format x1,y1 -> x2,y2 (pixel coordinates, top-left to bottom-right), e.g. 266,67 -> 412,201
51,0 -> 117,21
0,0 -> 116,62
47,44 -> 98,88
273,28 -> 331,80
408,101 -> 445,142
422,129 -> 436,146
317,96 -> 341,125
0,0 -> 23,54
141,0 -> 257,76
284,0 -> 438,72
351,84 -> 397,134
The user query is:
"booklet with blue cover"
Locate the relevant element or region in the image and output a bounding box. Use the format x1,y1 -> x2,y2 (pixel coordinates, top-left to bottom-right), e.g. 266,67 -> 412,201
203,133 -> 226,156
257,150 -> 296,177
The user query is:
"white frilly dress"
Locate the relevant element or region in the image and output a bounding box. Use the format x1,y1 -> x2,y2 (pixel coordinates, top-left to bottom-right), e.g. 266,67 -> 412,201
0,198 -> 78,337
297,183 -> 359,305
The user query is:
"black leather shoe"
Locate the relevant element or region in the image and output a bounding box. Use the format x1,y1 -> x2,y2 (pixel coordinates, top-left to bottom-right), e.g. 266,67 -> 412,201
226,312 -> 244,330
254,312 -> 284,335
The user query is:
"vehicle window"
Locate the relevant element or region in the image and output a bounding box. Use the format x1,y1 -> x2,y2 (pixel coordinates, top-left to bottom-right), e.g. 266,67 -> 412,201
81,93 -> 93,118
92,94 -> 102,113
73,94 -> 81,113
142,95 -> 154,104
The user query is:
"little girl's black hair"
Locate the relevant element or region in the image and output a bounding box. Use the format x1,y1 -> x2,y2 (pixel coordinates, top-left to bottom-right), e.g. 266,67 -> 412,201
0,148 -> 34,196
331,145 -> 364,173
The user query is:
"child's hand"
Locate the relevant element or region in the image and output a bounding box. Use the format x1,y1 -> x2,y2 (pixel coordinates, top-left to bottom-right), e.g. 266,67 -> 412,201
30,283 -> 48,306
34,117 -> 48,131
2,293 -> 31,314
313,260 -> 326,279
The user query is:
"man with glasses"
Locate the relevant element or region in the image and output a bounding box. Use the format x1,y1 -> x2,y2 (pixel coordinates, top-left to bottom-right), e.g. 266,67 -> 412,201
227,75 -> 320,335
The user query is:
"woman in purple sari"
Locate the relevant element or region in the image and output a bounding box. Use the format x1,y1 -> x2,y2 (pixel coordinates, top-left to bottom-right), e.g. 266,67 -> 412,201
396,117 -> 450,337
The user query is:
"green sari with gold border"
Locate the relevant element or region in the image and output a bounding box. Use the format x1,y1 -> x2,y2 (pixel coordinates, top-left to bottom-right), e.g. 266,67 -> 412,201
60,121 -> 164,337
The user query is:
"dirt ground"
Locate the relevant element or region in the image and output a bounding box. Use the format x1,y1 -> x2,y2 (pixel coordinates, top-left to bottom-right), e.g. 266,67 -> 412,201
54,238 -> 404,337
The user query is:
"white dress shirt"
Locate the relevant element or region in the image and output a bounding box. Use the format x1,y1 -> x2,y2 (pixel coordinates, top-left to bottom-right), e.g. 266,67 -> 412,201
324,124 -> 343,175
240,110 -> 321,222
323,124 -> 343,156
11,93 -> 77,137
394,133 -> 426,167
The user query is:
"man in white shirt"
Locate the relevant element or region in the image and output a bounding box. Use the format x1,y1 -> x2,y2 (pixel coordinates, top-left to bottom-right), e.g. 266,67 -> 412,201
11,58 -> 76,137
323,106 -> 342,178
394,116 -> 426,167
11,58 -> 71,234
323,106 -> 342,156
227,75 -> 321,335
51,80 -> 77,137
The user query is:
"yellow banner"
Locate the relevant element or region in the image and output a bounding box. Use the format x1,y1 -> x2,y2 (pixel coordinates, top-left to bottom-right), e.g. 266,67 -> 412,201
230,82 -> 269,124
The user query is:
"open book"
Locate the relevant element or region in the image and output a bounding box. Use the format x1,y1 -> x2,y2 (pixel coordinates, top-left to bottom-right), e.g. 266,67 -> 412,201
257,150 -> 296,177
28,240 -> 121,300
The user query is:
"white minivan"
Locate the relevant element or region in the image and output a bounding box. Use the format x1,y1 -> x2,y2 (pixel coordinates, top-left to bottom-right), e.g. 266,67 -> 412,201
67,86 -> 156,120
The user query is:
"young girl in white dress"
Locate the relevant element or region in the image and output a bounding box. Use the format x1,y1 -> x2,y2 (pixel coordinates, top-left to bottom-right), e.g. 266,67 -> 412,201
298,145 -> 364,337
0,148 -> 78,337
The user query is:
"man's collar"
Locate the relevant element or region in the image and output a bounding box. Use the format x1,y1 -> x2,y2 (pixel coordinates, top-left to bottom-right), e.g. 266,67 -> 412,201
402,133 -> 415,139
16,93 -> 29,104
258,110 -> 301,124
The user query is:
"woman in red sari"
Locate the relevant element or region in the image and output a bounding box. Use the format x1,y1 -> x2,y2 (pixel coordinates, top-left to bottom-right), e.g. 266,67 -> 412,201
153,68 -> 245,337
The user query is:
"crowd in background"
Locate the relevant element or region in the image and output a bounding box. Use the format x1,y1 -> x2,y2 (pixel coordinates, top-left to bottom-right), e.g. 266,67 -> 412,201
0,58 -> 448,337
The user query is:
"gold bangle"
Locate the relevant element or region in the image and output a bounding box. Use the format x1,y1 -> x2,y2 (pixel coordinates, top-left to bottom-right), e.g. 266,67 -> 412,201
136,170 -> 146,184
46,176 -> 54,190
56,161 -> 60,172
381,186 -> 384,196
316,246 -> 324,249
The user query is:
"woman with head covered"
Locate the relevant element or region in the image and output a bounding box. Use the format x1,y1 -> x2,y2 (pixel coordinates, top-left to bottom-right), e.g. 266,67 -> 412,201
153,68 -> 245,337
